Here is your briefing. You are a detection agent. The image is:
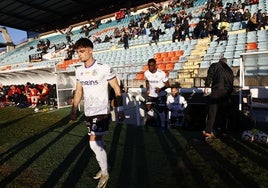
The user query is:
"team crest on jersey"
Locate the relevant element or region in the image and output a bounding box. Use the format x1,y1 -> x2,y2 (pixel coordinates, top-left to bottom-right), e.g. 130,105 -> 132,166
92,69 -> 97,76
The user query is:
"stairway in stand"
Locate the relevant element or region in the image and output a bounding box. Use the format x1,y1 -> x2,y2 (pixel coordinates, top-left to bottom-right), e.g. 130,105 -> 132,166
176,38 -> 210,88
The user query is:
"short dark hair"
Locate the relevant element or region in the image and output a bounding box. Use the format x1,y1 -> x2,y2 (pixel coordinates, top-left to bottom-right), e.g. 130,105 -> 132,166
148,58 -> 156,64
74,37 -> 94,49
219,57 -> 227,64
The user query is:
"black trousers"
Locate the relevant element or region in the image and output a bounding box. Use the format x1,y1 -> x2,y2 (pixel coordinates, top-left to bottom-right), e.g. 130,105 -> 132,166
205,90 -> 231,133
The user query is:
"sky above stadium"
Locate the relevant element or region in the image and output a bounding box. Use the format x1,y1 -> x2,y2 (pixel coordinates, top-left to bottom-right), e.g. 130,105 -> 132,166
0,26 -> 27,45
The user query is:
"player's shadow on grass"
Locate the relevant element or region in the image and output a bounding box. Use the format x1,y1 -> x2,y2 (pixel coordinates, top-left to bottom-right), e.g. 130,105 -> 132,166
183,136 -> 260,188
0,115 -> 84,187
110,124 -> 149,188
41,135 -> 91,188
220,134 -> 268,170
0,114 -> 33,129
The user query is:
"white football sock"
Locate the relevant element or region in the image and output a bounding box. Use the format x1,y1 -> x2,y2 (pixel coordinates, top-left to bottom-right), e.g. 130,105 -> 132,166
89,140 -> 108,175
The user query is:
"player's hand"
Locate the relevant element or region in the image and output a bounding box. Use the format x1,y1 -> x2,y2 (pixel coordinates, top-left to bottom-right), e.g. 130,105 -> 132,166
155,87 -> 160,93
70,107 -> 78,121
117,111 -> 125,122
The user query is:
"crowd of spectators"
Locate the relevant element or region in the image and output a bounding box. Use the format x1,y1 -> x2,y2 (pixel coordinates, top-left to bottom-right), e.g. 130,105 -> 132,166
0,82 -> 56,108
35,39 -> 51,54
73,0 -> 267,52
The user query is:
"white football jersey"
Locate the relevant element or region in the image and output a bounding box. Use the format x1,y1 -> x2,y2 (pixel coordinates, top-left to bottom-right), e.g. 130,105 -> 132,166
144,69 -> 168,97
75,60 -> 116,116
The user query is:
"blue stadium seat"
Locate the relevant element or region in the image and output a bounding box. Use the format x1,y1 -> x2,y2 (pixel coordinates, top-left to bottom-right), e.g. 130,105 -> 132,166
257,55 -> 268,66
232,58 -> 240,67
245,67 -> 258,76
258,42 -> 268,51
199,61 -> 210,68
258,66 -> 268,76
244,56 -> 258,66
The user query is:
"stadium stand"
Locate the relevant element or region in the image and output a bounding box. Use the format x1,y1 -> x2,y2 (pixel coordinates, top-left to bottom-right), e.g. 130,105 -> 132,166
0,0 -> 267,122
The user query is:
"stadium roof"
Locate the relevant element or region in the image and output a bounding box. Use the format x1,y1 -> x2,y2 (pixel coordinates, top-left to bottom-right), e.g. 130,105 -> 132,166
0,0 -> 156,33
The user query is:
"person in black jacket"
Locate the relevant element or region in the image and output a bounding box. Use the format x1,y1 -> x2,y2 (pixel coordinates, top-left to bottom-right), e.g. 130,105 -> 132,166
203,57 -> 234,139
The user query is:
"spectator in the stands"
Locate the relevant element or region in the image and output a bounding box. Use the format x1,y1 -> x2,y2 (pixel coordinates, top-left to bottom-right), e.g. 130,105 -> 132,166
28,46 -> 34,51
164,17 -> 174,29
207,20 -> 215,41
242,8 -> 251,28
103,35 -> 112,43
204,9 -> 214,21
146,21 -> 153,29
197,20 -> 208,39
156,26 -> 165,36
45,39 -> 51,49
122,32 -> 129,50
80,25 -> 90,37
246,13 -> 258,31
64,44 -> 75,60
149,28 -> 159,46
114,27 -> 121,38
243,8 -> 251,21
66,32 -> 73,44
257,9 -> 264,30
215,26 -> 228,43
259,12 -> 268,30
93,36 -> 102,44
172,25 -> 181,42
140,27 -> 147,35
234,9 -> 243,22
226,8 -> 234,23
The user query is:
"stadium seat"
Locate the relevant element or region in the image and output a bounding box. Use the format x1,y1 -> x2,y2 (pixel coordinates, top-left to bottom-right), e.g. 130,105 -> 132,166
258,66 -> 268,76
246,42 -> 258,51
225,45 -> 235,52
157,63 -> 166,70
232,58 -> 240,67
223,51 -> 234,59
246,31 -> 257,43
245,67 -> 258,76
199,61 -> 210,68
206,47 -> 215,54
165,63 -> 175,71
258,42 -> 268,51
135,72 -> 145,80
244,56 -> 258,66
174,63 -> 183,70
203,54 -> 213,61
235,44 -> 245,51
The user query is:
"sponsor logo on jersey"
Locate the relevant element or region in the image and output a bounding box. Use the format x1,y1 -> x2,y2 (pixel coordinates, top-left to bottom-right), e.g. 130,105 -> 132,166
149,80 -> 159,83
81,80 -> 98,85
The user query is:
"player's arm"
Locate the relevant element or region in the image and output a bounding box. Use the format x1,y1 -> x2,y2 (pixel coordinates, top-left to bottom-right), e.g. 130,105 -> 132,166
109,77 -> 125,121
145,79 -> 150,95
161,79 -> 170,91
70,81 -> 83,121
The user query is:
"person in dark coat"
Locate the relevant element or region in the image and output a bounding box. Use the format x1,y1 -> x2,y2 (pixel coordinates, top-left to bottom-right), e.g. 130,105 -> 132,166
203,57 -> 234,138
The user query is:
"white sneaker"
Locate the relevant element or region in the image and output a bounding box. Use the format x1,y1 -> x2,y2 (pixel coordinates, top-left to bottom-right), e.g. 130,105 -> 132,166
97,174 -> 109,188
93,170 -> 101,179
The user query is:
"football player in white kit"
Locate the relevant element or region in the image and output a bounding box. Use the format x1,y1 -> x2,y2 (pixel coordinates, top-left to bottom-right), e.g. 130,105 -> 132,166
144,58 -> 170,129
70,38 -> 125,188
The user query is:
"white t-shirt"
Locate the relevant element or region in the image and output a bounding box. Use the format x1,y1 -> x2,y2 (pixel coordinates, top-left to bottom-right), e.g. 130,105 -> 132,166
144,69 -> 168,97
75,60 -> 116,116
